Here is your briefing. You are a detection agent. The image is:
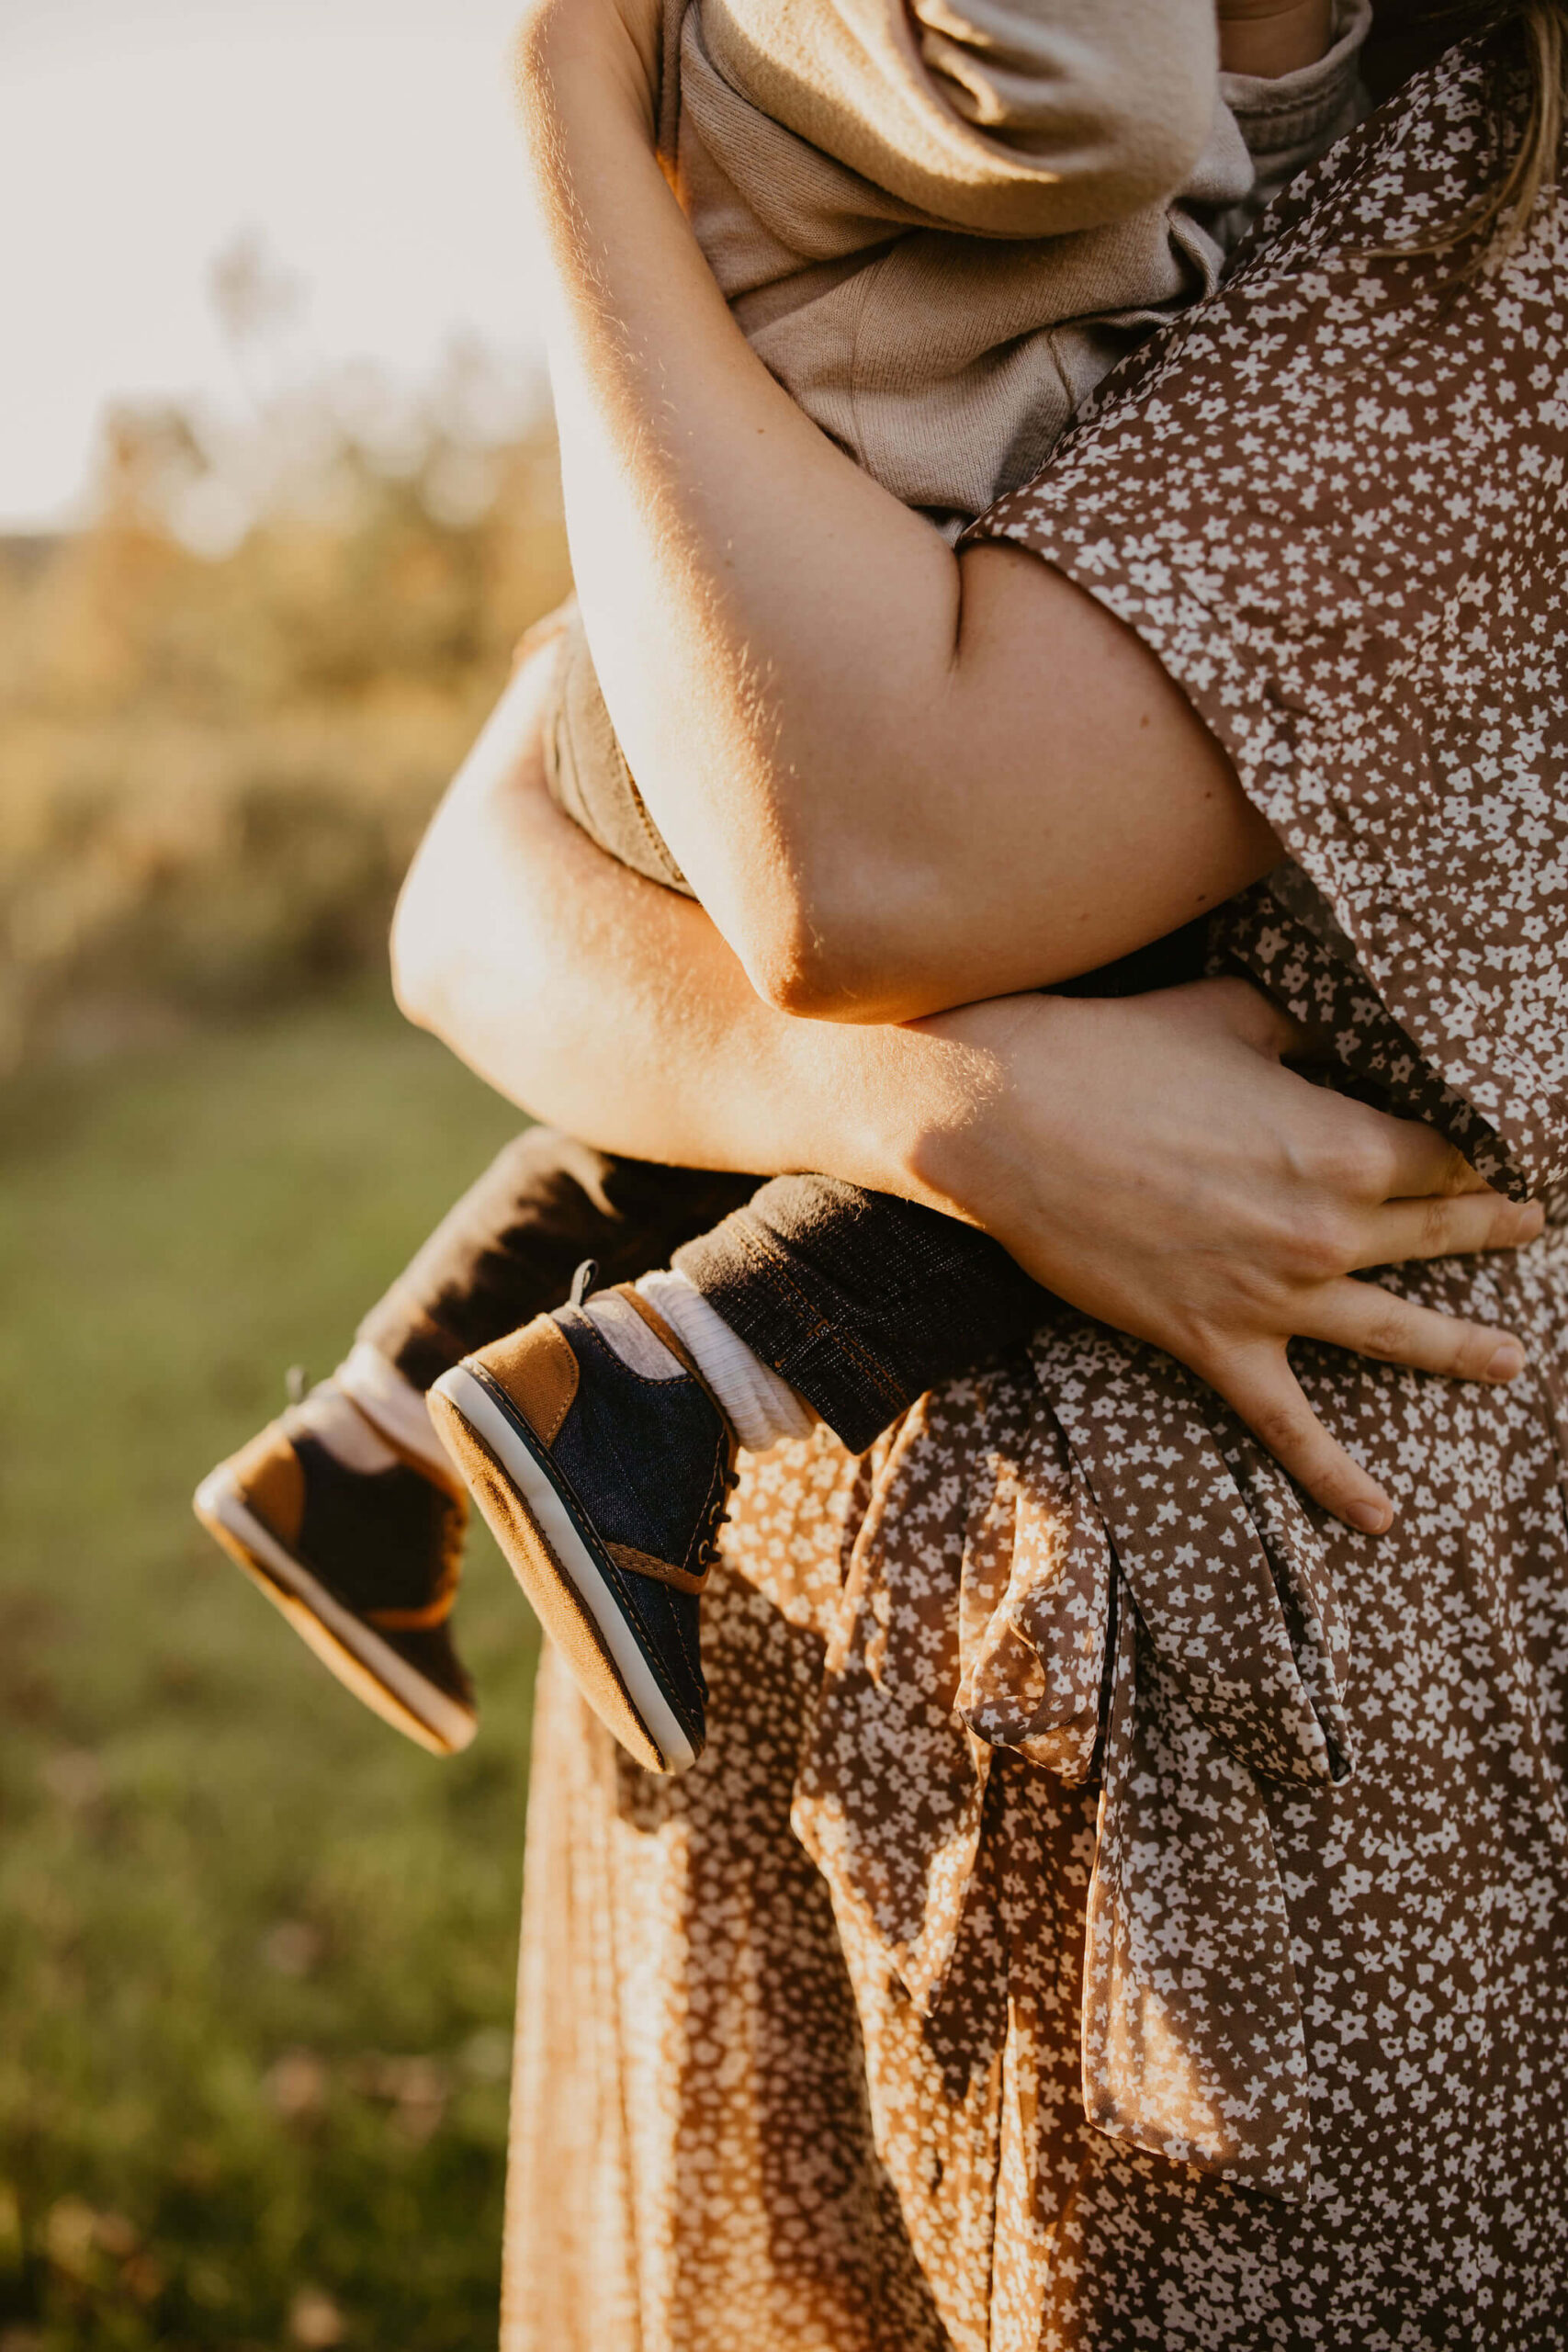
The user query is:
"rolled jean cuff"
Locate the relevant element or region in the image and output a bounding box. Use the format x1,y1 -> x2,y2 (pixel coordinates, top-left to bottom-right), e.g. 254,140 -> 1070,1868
355,1284 -> 480,1394
674,1175 -> 1050,1455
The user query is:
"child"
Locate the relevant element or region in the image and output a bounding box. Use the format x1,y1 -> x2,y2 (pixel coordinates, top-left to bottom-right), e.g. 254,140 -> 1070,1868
195,0 -> 1370,1770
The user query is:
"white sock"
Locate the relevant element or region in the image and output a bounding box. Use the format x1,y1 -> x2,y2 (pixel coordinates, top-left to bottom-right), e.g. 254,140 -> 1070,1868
634,1271 -> 817,1454
291,1379 -> 400,1475
335,1342 -> 453,1480
578,1286 -> 687,1381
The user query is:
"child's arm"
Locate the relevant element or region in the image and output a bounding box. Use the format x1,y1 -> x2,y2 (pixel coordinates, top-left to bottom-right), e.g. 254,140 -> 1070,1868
1217,0 -> 1333,79
1217,0 -> 1369,227
698,0 -> 1222,239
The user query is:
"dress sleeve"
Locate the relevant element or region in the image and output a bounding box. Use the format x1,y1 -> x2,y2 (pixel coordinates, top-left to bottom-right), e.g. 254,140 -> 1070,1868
968,40 -> 1568,1195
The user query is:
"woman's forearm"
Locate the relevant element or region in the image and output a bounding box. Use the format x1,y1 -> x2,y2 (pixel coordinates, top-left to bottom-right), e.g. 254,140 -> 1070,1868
394,639 -> 1539,1536
515,0 -> 1279,1025
389,640 -> 1003,1199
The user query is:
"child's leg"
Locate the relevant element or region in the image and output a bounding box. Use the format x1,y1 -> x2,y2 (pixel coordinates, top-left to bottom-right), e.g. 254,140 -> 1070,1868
351,1125 -> 755,1394
195,1125 -> 756,1754
664,1177 -> 1050,1453
426,1177 -> 1052,1778
425,926 -> 1209,1769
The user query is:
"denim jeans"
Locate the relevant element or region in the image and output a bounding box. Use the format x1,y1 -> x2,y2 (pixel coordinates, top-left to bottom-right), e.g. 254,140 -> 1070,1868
358,1131 -> 1054,1453
359,927 -> 1208,1453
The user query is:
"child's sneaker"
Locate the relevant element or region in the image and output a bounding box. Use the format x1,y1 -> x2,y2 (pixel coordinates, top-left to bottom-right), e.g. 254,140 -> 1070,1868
193,1393 -> 475,1757
428,1283 -> 736,1776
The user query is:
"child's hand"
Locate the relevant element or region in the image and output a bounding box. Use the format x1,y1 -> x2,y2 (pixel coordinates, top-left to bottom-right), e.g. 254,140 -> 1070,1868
1215,0 -> 1333,76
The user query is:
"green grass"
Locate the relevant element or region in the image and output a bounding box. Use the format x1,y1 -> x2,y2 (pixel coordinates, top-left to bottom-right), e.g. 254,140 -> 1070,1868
0,989 -> 537,2351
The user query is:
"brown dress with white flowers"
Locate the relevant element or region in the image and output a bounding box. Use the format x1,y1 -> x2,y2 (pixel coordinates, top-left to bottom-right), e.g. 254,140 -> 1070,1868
501,35 -> 1568,2352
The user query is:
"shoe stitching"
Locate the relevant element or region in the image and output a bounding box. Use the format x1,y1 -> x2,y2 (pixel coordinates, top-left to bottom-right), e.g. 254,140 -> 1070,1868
567,1350 -> 725,1585
606,1557 -> 704,1741
570,1310 -> 711,1395
605,1539 -> 707,1595
489,1341 -> 715,1713
506,1423 -> 704,1742
561,1457 -> 706,1707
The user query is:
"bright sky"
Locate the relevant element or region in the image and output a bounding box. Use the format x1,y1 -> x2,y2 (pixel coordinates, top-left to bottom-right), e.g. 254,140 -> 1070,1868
0,0 -> 546,527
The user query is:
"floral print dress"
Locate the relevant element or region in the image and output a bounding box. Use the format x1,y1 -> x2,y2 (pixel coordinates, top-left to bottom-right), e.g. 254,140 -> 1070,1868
501,35 -> 1568,2352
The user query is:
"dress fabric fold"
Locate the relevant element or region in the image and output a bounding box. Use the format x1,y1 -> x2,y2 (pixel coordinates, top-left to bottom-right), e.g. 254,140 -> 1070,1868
503,34 -> 1568,2351
791,1320 -> 1358,2199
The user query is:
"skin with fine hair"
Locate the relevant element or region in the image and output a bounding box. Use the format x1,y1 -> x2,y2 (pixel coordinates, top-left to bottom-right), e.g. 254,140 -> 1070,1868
394,639 -> 1540,1538
392,0 -> 1544,1531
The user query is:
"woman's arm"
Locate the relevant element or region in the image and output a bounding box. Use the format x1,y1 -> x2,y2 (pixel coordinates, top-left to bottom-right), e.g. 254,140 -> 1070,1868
516,0 -> 1280,1025
392,639 -> 1540,1534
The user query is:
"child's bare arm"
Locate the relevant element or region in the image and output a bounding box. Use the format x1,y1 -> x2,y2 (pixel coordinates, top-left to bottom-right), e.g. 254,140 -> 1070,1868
1218,0 -> 1335,78
698,0 -> 1221,238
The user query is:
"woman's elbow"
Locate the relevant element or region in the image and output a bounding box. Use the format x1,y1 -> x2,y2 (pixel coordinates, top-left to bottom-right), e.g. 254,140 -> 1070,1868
743,928 -> 861,1023
728,864 -> 907,1024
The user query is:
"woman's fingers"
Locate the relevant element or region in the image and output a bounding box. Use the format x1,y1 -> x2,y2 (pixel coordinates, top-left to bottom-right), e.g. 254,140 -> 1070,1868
1354,1108 -> 1489,1201
1204,1343 -> 1394,1532
1187,1272 -> 1529,1535
1350,1187 -> 1543,1271
1299,1278 -> 1527,1385
1202,974 -> 1314,1059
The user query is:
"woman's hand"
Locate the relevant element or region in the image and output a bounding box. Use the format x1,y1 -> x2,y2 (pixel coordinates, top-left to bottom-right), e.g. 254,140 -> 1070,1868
395,641 -> 1538,1540
906,979 -> 1542,1532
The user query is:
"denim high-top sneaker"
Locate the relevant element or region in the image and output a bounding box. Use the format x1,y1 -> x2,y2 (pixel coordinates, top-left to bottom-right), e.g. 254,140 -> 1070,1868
429,1281 -> 736,1775
194,1396 -> 474,1756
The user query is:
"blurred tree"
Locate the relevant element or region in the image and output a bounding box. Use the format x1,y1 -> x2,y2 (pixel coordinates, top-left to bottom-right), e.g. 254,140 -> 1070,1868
0,255 -> 571,1072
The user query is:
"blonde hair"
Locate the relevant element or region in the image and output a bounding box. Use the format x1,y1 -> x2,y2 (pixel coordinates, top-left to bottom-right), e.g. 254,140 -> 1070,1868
1479,0 -> 1564,250
1405,0 -> 1566,254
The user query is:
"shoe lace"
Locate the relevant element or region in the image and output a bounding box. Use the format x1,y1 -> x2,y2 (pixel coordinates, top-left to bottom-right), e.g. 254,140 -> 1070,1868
694,1462 -> 739,1570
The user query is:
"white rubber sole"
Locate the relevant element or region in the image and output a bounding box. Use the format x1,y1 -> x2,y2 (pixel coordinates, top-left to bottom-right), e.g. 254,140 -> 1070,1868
431,1363 -> 697,1775
192,1470 -> 475,1757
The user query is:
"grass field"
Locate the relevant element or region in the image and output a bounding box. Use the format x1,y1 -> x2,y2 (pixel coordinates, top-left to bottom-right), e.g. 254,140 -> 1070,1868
0,989 -> 538,2350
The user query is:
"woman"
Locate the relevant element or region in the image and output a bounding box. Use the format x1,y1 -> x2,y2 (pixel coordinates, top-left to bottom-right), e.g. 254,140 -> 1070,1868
396,0 -> 1568,2343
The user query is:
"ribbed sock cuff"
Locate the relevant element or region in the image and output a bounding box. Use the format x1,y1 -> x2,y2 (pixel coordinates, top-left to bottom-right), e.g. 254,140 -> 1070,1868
335,1343 -> 452,1479
636,1271 -> 817,1454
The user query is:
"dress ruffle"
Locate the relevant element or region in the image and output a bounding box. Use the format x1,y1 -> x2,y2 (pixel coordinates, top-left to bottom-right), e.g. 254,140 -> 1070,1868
794,1312 -> 1354,2197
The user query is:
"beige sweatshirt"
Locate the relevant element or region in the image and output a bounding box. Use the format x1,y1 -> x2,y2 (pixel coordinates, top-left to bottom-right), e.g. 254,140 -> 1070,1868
667,0 -> 1371,522
545,1 -> 1371,888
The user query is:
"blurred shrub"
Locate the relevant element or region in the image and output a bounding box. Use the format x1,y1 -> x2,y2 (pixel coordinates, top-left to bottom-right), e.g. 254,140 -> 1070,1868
0,355 -> 571,1071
